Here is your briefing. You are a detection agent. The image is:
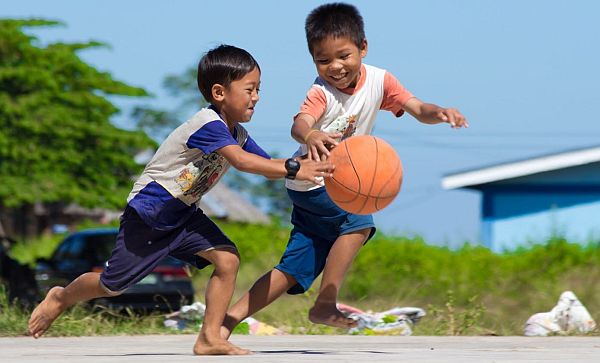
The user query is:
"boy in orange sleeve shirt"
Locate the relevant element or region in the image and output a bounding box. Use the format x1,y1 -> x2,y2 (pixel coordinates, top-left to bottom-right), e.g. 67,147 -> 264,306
223,3 -> 467,335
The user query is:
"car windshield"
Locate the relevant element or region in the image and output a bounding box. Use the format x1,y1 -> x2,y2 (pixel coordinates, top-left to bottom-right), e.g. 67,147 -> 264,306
52,231 -> 184,267
51,232 -> 116,266
85,233 -> 118,262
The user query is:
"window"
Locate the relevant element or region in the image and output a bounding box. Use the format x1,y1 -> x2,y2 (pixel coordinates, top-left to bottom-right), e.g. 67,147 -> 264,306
82,233 -> 117,265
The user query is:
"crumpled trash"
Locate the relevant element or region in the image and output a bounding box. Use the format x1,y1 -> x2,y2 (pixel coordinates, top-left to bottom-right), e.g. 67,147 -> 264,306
524,291 -> 597,336
244,316 -> 285,335
163,302 -> 206,330
337,303 -> 426,335
163,301 -> 285,335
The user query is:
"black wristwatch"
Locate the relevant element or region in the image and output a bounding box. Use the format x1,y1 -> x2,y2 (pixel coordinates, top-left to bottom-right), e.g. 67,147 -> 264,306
284,158 -> 301,180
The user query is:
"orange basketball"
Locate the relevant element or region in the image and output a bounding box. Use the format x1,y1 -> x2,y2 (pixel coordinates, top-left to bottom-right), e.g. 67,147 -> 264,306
324,135 -> 403,215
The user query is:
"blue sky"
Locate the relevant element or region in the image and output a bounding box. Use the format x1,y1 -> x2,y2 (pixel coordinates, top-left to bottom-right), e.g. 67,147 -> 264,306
3,0 -> 599,246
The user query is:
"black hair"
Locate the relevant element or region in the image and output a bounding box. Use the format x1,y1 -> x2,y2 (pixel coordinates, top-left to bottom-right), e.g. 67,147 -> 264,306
305,2 -> 366,55
197,44 -> 260,103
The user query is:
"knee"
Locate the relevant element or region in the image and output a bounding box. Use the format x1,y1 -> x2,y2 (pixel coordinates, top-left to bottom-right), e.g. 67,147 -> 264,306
213,250 -> 240,275
98,278 -> 127,297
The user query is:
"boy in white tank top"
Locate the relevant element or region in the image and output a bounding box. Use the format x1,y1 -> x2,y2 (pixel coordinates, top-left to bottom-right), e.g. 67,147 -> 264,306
222,3 -> 468,335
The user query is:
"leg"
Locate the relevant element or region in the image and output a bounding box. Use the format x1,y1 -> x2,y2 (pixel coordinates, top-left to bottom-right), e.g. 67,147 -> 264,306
222,268 -> 297,339
192,248 -> 250,356
28,272 -> 116,338
222,224 -> 326,338
309,228 -> 371,328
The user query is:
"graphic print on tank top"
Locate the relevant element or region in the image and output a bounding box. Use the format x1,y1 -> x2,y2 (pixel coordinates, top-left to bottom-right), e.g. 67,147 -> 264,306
323,114 -> 358,141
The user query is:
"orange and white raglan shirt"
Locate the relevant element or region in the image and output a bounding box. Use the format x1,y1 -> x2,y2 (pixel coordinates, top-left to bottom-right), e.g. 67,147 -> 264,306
286,63 -> 415,192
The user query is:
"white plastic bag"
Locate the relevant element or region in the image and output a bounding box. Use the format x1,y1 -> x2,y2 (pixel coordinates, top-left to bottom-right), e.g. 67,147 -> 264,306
524,291 -> 596,336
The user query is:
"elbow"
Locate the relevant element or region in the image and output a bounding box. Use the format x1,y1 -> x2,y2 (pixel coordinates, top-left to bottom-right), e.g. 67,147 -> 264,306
227,154 -> 247,171
291,126 -> 302,143
232,156 -> 259,174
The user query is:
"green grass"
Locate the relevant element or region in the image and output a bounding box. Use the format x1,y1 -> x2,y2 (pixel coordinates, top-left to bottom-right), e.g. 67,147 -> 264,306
0,285 -> 250,337
2,222 -> 599,337
0,286 -> 175,337
212,226 -> 600,336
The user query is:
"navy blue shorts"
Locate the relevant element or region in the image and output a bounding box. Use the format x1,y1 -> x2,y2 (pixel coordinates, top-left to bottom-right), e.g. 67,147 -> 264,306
275,187 -> 376,295
100,206 -> 236,292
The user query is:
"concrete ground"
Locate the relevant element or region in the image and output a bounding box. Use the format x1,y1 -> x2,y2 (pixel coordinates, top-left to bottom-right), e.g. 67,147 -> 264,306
1,334 -> 599,362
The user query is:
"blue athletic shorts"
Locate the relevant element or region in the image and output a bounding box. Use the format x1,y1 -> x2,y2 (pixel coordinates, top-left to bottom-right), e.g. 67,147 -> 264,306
100,206 -> 236,292
275,187 -> 376,295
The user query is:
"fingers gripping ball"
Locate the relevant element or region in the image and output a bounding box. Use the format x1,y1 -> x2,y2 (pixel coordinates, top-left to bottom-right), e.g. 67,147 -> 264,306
325,135 -> 403,215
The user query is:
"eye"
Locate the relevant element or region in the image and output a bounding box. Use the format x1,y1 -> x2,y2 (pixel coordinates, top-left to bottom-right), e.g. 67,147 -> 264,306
341,53 -> 351,60
315,59 -> 329,65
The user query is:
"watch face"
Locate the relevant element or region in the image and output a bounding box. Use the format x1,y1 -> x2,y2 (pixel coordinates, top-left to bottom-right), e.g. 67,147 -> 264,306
285,158 -> 300,179
286,159 -> 300,171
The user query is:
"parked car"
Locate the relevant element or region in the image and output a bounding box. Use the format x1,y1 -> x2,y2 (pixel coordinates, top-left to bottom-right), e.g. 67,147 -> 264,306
35,228 -> 194,312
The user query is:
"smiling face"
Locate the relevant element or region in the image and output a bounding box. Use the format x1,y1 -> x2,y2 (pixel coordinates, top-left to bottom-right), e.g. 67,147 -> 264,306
214,66 -> 261,125
311,36 -> 367,89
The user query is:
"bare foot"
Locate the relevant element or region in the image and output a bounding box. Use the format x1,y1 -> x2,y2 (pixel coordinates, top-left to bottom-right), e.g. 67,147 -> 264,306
28,287 -> 66,338
309,302 -> 358,329
193,332 -> 251,355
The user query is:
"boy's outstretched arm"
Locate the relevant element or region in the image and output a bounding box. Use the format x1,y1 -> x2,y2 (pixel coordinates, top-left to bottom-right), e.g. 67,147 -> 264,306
292,113 -> 341,161
217,144 -> 334,182
403,98 -> 468,128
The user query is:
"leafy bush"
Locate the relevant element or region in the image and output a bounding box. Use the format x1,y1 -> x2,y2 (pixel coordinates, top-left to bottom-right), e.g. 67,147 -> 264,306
4,223 -> 599,336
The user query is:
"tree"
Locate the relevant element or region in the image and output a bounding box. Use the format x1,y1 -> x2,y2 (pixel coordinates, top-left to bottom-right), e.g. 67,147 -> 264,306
132,67 -> 205,141
0,19 -> 156,236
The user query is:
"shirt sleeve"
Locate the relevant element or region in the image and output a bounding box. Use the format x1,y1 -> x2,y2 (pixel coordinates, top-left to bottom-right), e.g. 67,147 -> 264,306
243,135 -> 271,159
186,120 -> 238,154
295,86 -> 327,122
380,71 -> 415,117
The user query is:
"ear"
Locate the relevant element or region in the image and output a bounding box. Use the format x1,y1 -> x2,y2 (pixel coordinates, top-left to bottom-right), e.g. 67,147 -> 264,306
211,84 -> 225,102
360,39 -> 368,58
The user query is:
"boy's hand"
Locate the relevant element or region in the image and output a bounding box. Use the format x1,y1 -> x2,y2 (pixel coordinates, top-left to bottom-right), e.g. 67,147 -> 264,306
305,130 -> 342,161
436,108 -> 468,128
403,99 -> 469,128
296,158 -> 335,183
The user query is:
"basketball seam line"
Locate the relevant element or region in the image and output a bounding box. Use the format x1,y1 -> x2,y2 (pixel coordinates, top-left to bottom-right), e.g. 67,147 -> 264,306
375,154 -> 401,209
367,137 -> 379,213
351,137 -> 368,213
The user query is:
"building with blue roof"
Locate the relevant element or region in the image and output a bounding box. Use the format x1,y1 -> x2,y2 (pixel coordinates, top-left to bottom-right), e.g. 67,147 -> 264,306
442,146 -> 600,252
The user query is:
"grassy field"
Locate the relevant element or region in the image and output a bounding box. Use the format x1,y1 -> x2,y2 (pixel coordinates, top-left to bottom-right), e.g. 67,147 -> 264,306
1,221 -> 599,337
216,223 -> 600,336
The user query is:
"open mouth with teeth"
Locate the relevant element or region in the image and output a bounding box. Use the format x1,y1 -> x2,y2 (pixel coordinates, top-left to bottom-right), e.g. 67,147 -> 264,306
330,73 -> 348,81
